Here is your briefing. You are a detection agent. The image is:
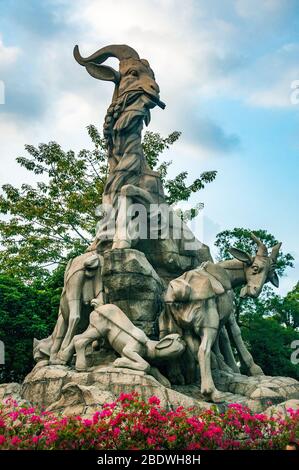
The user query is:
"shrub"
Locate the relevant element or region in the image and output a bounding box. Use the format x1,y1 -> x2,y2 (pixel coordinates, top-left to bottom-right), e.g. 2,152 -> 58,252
0,393 -> 298,450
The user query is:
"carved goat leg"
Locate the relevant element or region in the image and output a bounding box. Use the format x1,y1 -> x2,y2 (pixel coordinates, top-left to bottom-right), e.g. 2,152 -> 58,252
212,332 -> 235,374
112,193 -> 133,249
227,313 -> 264,376
58,297 -> 82,364
148,367 -> 171,388
49,312 -> 68,364
113,343 -> 151,371
112,184 -> 154,250
219,326 -> 240,373
114,344 -> 171,387
74,324 -> 100,371
198,326 -> 220,400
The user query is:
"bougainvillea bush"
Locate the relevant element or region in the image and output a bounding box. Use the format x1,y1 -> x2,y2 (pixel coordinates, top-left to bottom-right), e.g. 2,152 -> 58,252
0,393 -> 298,450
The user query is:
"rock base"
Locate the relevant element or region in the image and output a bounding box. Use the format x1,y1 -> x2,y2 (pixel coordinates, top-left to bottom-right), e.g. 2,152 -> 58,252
213,370 -> 299,411
20,364 -> 212,416
6,364 -> 295,417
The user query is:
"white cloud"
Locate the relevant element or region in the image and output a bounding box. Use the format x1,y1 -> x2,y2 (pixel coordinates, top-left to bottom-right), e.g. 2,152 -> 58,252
65,0 -> 245,153
1,0 -> 298,165
0,117 -> 37,187
0,35 -> 20,69
244,43 -> 299,108
248,79 -> 294,108
66,0 -> 299,119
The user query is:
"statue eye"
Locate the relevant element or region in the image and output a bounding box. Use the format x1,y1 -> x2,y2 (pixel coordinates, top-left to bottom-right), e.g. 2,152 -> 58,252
128,69 -> 138,77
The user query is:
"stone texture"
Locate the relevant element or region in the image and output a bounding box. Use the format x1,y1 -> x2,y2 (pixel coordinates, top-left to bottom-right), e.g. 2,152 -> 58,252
102,249 -> 164,337
0,382 -> 22,401
47,384 -> 115,417
18,364 -> 299,417
20,365 -> 213,415
214,371 -> 299,407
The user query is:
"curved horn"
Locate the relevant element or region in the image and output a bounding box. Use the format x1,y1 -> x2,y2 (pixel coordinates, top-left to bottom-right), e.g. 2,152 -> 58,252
73,44 -> 140,66
250,232 -> 268,256
270,242 -> 282,263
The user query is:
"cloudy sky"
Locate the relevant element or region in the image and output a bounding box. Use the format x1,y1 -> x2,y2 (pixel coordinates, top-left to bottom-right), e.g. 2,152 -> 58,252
0,0 -> 298,293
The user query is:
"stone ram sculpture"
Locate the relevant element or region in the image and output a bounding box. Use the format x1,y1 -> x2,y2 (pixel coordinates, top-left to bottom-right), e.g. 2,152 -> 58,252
73,303 -> 186,387
160,233 -> 281,401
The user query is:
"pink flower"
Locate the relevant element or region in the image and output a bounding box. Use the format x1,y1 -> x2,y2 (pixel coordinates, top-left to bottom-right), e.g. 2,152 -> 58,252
92,411 -> 100,424
208,424 -> 223,435
11,436 -> 21,446
20,407 -> 35,415
227,403 -> 244,412
244,424 -> 251,434
118,393 -> 135,402
30,415 -> 42,423
147,437 -> 156,446
0,394 -> 297,450
186,442 -> 201,450
100,409 -> 113,418
149,407 -> 167,421
113,427 -> 121,438
9,411 -> 19,421
148,396 -> 160,406
83,419 -> 92,427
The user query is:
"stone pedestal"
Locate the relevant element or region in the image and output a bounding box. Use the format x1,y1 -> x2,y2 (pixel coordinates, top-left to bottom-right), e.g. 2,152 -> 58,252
20,364 -> 212,416
214,370 -> 299,404
17,363 -> 299,417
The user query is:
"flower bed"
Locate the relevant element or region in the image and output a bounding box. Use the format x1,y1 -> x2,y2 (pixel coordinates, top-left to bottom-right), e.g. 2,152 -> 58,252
0,393 -> 298,450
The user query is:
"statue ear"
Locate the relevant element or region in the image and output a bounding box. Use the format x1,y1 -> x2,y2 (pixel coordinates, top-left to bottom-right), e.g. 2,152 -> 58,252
85,64 -> 120,84
155,336 -> 173,350
268,271 -> 279,288
228,247 -> 252,266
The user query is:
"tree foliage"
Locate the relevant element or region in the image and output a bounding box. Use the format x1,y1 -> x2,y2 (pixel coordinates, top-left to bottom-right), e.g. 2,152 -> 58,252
215,227 -> 294,277
268,283 -> 299,330
0,274 -> 61,382
0,126 -> 216,281
241,314 -> 299,379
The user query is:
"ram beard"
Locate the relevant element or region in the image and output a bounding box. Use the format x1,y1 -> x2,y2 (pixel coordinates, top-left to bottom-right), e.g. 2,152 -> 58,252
113,91 -> 154,132
240,286 -> 248,298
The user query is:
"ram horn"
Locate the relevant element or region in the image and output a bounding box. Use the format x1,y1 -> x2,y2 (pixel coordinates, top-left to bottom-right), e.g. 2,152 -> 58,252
270,242 -> 282,263
250,232 -> 268,256
73,44 -> 140,66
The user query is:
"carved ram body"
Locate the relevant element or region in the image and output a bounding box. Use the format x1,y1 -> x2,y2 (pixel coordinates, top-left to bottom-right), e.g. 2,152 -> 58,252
160,234 -> 281,401
74,303 -> 186,387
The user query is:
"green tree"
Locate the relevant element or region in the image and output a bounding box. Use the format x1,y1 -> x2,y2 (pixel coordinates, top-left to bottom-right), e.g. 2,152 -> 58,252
261,283 -> 299,330
241,314 -> 299,379
0,126 -> 216,281
0,273 -> 61,382
215,227 -> 294,323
